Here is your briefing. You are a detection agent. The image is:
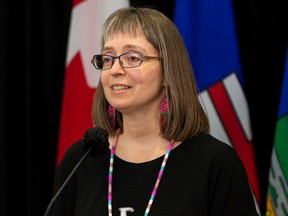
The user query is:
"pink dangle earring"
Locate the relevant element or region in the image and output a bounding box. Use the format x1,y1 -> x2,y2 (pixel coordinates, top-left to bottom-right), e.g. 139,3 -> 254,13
108,104 -> 116,130
160,96 -> 169,128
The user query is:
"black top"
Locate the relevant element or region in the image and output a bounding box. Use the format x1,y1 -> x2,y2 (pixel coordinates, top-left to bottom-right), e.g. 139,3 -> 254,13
49,133 -> 259,216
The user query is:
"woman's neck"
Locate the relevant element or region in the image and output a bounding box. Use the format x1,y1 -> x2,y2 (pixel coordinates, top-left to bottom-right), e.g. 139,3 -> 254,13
110,114 -> 169,163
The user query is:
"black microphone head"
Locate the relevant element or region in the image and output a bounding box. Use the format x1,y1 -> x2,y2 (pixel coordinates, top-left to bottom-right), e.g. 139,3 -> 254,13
83,127 -> 109,156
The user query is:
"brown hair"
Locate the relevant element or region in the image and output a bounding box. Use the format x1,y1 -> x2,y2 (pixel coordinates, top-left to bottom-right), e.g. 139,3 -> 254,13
92,7 -> 209,141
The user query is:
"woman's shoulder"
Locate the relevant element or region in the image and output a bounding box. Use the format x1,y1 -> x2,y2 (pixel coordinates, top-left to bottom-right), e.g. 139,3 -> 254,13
179,133 -> 242,163
178,133 -> 249,179
57,139 -> 85,171
185,133 -> 235,152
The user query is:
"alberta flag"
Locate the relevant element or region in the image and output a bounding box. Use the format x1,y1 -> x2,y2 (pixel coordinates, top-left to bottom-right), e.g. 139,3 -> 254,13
174,0 -> 260,210
266,47 -> 288,216
57,0 -> 129,165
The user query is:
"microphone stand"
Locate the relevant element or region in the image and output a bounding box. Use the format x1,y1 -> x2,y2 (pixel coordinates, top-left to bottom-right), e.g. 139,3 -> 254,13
43,147 -> 92,216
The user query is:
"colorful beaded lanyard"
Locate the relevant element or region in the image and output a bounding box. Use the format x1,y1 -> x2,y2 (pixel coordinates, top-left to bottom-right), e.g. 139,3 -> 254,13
108,132 -> 175,216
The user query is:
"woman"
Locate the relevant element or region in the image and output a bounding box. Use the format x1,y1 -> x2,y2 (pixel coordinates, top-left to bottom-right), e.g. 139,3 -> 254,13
51,7 -> 259,216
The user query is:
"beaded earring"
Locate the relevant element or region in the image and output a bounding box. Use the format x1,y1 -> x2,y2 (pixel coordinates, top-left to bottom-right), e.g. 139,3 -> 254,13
108,104 -> 116,130
160,96 -> 169,127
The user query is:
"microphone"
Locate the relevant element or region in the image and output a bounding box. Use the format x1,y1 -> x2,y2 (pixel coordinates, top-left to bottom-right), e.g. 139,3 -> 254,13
83,127 -> 109,156
43,127 -> 109,216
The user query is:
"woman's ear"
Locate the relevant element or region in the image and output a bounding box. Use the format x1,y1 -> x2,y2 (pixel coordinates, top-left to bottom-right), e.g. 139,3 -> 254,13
162,77 -> 167,87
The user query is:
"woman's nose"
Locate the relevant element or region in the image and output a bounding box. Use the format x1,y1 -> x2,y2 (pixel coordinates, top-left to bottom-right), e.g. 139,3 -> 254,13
110,58 -> 125,76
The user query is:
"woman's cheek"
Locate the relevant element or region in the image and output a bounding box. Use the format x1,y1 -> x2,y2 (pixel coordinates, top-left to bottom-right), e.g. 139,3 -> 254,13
100,72 -> 109,86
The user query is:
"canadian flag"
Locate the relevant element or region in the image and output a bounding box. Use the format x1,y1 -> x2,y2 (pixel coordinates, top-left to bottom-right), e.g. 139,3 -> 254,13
57,0 -> 129,166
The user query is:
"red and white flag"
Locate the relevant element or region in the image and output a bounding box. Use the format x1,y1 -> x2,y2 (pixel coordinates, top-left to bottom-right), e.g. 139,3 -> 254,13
57,0 -> 129,165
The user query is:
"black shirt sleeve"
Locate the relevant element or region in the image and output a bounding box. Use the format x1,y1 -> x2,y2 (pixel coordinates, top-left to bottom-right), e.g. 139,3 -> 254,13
206,140 -> 259,216
49,140 -> 84,216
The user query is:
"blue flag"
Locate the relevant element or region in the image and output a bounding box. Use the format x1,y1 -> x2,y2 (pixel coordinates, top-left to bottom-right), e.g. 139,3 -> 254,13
174,0 -> 260,207
266,47 -> 288,216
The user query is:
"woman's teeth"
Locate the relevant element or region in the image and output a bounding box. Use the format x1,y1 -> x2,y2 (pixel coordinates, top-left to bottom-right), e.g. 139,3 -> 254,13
112,86 -> 129,90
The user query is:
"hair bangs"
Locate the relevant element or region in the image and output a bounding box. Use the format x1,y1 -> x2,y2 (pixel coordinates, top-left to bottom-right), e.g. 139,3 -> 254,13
102,12 -> 143,46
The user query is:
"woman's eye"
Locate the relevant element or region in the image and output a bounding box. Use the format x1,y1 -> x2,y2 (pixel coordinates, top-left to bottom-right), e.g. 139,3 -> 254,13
102,57 -> 112,63
128,55 -> 141,62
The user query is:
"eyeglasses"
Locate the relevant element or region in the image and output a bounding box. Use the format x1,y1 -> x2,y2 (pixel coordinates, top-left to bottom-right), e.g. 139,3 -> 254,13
91,52 -> 160,70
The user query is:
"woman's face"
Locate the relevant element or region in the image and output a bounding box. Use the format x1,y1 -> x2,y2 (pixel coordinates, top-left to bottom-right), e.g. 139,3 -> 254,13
100,31 -> 165,116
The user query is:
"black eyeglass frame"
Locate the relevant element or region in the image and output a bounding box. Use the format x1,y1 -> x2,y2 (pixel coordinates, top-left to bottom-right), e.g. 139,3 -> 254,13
91,51 -> 160,70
